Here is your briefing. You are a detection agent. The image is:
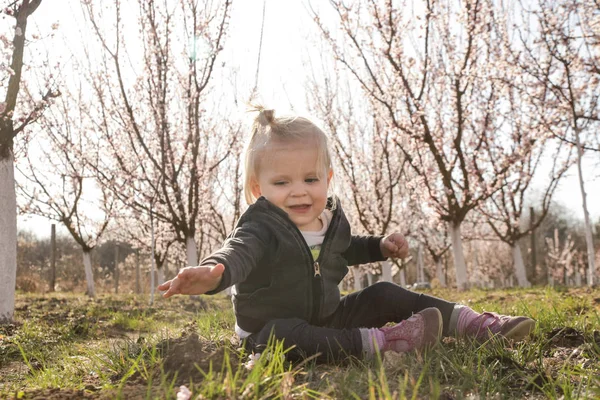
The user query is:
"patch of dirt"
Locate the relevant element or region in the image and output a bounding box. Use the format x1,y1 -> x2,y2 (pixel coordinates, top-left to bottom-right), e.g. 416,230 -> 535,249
7,387 -> 97,400
8,384 -> 160,400
545,327 -> 585,348
157,332 -> 235,385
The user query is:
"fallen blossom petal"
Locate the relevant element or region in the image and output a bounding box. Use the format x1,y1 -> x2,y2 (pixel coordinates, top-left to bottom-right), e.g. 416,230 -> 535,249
177,385 -> 192,400
244,353 -> 261,370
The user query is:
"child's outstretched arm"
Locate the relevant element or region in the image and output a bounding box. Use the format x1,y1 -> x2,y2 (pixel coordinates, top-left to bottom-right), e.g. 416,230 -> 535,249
380,233 -> 409,259
343,232 -> 409,266
158,263 -> 225,298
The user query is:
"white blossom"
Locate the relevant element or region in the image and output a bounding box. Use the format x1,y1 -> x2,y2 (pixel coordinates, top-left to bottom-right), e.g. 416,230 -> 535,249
176,385 -> 192,400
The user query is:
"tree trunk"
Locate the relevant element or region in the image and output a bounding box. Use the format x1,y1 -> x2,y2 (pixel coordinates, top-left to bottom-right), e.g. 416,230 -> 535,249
399,268 -> 407,287
50,224 -> 56,292
114,245 -> 120,294
367,272 -> 374,286
135,249 -> 141,294
529,207 -> 537,284
352,266 -> 362,292
0,156 -> 17,323
417,245 -> 425,282
186,236 -> 198,266
511,243 -> 530,287
381,260 -> 392,282
150,219 -> 156,305
82,249 -> 95,298
163,257 -> 169,281
436,258 -> 446,287
574,128 -> 596,287
450,221 -> 468,290
157,267 -> 165,286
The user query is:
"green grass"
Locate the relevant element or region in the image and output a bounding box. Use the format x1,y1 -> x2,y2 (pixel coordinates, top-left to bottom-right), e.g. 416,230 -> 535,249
1,287 -> 599,399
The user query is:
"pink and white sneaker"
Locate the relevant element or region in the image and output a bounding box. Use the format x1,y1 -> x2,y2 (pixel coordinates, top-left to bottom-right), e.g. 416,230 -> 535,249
463,311 -> 535,342
380,307 -> 443,353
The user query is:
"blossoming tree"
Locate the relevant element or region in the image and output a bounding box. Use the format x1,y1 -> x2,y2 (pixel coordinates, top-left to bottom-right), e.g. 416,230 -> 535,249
0,0 -> 57,322
517,0 -> 599,286
313,0 -> 541,289
82,0 -> 234,267
17,88 -> 114,298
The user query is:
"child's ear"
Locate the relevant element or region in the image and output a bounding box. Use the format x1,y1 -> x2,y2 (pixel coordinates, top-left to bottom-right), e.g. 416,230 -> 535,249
250,179 -> 262,198
327,169 -> 333,184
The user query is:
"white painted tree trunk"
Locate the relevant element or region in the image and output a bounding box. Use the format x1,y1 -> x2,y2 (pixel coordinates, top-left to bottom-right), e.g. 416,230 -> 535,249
399,268 -> 407,287
352,266 -> 363,291
574,128 -> 596,287
135,250 -> 141,294
511,244 -> 530,287
367,272 -> 374,286
157,267 -> 165,286
150,216 -> 156,305
0,157 -> 17,323
381,260 -> 392,282
450,222 -> 468,290
82,250 -> 95,298
186,236 -> 198,266
163,257 -> 169,280
436,258 -> 446,287
417,245 -> 425,282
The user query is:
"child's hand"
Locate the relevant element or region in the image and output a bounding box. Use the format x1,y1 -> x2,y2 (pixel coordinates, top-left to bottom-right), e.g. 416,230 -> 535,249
158,264 -> 225,298
380,233 -> 409,259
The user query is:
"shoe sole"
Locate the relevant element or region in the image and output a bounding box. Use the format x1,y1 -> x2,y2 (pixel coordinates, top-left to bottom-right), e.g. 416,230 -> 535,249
422,307 -> 443,349
501,318 -> 536,341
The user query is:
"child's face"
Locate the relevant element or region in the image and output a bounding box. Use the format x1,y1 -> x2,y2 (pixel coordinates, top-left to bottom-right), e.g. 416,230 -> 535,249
251,142 -> 332,231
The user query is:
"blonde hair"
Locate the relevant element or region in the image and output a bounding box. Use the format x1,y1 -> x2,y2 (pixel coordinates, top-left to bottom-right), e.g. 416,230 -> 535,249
243,105 -> 333,205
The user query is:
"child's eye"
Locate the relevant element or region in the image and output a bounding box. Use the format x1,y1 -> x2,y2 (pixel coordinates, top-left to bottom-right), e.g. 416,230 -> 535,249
273,181 -> 287,186
305,178 -> 319,183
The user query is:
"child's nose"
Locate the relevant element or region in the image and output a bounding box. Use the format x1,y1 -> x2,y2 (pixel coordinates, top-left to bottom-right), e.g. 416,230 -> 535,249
290,182 -> 307,196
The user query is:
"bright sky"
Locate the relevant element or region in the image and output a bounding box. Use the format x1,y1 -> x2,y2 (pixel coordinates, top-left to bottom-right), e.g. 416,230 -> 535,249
15,0 -> 600,238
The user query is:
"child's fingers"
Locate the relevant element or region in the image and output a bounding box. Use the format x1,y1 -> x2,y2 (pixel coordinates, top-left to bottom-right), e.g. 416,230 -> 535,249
162,277 -> 181,298
386,239 -> 399,252
162,284 -> 179,298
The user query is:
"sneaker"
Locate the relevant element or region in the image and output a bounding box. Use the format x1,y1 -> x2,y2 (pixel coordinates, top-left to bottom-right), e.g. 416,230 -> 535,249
464,312 -> 535,341
380,307 -> 443,353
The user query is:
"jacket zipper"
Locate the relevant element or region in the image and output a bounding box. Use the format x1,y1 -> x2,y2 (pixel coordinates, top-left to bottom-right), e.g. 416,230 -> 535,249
289,218 -> 333,324
313,261 -> 321,277
310,209 -> 338,323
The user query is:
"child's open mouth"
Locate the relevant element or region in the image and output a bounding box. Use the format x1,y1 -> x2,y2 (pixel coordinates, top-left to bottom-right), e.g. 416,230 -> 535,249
289,204 -> 311,213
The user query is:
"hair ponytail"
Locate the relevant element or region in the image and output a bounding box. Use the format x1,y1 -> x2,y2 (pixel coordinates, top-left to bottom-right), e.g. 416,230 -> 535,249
257,108 -> 274,127
249,104 -> 275,128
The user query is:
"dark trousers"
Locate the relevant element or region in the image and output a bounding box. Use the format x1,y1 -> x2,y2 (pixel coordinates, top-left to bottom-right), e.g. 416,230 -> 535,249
244,282 -> 456,361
